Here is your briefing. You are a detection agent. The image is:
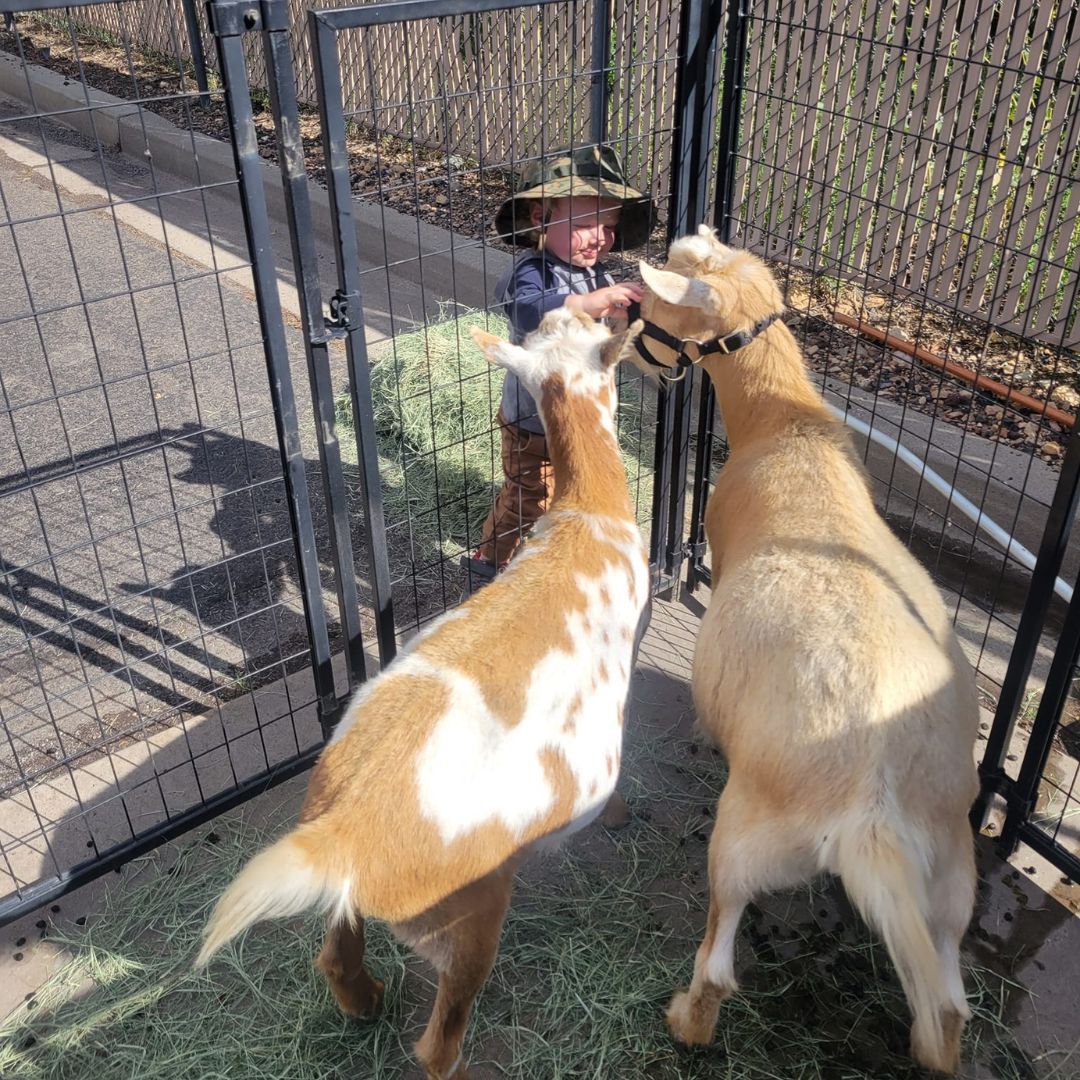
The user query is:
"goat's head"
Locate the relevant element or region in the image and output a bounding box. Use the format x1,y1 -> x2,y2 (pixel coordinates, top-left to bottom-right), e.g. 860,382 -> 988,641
470,307 -> 630,421
633,227 -> 784,372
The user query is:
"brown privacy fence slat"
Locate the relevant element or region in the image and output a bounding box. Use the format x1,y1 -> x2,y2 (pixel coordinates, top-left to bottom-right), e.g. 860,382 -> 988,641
46,0 -> 1080,346
731,0 -> 1080,350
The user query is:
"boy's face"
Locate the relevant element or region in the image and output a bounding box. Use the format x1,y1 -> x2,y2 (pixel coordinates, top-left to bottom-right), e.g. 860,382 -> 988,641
530,196 -> 621,267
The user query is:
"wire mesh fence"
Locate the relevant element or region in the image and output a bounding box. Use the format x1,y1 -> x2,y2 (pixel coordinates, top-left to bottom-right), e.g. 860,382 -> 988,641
3,0 -> 1078,919
298,0 -> 674,636
0,0 -> 678,921
0,0 -> 333,920
697,0 -> 1080,875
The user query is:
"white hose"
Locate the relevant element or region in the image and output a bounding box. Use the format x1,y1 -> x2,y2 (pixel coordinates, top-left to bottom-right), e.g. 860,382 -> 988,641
826,402 -> 1073,605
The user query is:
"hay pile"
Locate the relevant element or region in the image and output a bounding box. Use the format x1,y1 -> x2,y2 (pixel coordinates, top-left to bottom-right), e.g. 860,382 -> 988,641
0,731 -> 1031,1080
338,307 -> 657,581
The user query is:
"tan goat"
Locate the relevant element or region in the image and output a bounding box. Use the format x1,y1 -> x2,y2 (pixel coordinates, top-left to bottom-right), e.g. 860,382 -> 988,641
631,227 -> 979,1073
195,307 -> 650,1080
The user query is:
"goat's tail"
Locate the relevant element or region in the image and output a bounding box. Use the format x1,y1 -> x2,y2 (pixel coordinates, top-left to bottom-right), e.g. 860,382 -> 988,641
836,823 -> 957,1073
195,830 -> 350,970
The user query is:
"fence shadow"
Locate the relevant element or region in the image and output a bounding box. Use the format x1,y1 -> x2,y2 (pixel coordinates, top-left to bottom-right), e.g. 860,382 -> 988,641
0,413 -> 499,913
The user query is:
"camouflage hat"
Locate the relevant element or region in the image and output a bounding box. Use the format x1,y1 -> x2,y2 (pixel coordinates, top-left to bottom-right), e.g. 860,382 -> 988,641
494,145 -> 655,250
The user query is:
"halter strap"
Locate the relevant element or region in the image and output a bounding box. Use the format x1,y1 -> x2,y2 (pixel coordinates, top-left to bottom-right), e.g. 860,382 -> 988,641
634,311 -> 784,372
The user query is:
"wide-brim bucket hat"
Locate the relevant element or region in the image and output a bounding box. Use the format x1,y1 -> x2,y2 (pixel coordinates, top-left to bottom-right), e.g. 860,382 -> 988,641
494,145 -> 655,250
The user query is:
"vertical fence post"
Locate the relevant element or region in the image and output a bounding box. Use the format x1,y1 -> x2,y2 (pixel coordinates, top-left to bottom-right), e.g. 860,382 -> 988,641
713,0 -> 748,240
258,0 -> 370,713
973,426 -> 1080,828
206,0 -> 339,726
181,0 -> 211,104
650,0 -> 723,593
999,562 -> 1080,857
683,375 -> 714,593
309,9 -> 397,667
685,0 -> 747,593
669,0 -> 721,236
589,0 -> 611,143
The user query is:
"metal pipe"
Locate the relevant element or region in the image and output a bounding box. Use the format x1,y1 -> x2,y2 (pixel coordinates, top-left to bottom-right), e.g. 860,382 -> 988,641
310,10 -> 397,666
975,423 -> 1080,825
209,0 -> 338,721
589,0 -> 611,143
829,404 -> 1073,604
1000,565 -> 1080,856
260,0 -> 368,703
834,312 -> 1076,430
181,0 -> 211,104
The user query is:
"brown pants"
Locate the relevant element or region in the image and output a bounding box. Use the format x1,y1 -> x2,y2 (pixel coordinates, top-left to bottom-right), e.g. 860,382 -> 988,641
477,410 -> 554,566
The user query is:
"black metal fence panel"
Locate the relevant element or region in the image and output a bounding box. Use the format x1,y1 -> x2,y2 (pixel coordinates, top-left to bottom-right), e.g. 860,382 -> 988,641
696,0 -> 1080,878
0,0 -> 338,923
4,0 -> 1075,923
300,0 -> 673,636
0,0 -> 683,924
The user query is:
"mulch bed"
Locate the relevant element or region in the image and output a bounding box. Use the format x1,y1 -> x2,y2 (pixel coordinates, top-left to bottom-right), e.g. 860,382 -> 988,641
3,16 -> 1076,467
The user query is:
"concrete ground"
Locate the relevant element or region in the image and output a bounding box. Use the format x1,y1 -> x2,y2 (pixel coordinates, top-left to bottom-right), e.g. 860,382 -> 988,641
0,98 -> 316,804
1,595 -> 1078,1077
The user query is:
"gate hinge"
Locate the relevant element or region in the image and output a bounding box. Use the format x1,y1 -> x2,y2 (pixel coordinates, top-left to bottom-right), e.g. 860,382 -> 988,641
319,289 -> 360,342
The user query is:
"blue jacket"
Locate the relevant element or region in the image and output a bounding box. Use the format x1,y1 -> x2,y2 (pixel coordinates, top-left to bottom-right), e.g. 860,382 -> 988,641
495,252 -> 613,434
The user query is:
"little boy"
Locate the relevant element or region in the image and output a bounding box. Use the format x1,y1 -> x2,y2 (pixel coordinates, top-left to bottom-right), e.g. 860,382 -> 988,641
464,145 -> 654,591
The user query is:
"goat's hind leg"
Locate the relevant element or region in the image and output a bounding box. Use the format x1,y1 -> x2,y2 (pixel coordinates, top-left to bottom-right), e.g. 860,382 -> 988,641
837,822 -> 971,1075
667,785 -> 814,1046
924,824 -> 976,1073
397,862 -> 517,1080
316,916 -> 385,1019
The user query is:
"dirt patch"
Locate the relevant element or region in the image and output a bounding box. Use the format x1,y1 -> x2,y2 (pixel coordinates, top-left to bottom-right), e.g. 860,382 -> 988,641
0,18 -> 667,264
785,276 -> 1076,467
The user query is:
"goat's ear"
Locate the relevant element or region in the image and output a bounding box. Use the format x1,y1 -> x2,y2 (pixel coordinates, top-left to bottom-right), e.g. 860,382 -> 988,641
639,262 -> 716,312
470,326 -> 503,354
470,325 -> 529,372
599,322 -> 640,369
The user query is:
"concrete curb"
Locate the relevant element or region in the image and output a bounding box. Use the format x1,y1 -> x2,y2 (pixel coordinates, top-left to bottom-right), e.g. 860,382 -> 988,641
0,49 -> 510,311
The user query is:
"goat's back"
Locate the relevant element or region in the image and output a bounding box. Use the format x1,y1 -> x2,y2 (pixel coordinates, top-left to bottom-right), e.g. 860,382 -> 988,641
695,417 -> 978,824
298,510 -> 649,924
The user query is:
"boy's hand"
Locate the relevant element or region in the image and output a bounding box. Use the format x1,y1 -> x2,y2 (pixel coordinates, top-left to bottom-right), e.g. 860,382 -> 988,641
565,283 -> 644,320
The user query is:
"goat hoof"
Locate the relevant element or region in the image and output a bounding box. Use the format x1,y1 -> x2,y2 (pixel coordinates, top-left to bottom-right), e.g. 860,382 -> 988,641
417,1041 -> 468,1080
599,792 -> 631,829
911,1017 -> 963,1074
338,975 -> 385,1020
421,1065 -> 468,1080
665,989 -> 717,1046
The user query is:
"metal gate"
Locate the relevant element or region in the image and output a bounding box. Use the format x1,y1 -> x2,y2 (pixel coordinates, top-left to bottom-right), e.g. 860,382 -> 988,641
0,0 -> 360,924
0,0 -> 687,925
4,0 -> 1076,929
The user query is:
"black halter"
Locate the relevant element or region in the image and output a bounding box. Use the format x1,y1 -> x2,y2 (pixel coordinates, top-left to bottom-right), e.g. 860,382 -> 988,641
634,311 -> 784,372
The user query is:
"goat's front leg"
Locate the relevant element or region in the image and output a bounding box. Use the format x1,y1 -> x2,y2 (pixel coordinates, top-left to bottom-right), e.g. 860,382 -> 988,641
399,864 -> 516,1080
315,916 -> 385,1019
667,783 -> 813,1045
666,885 -> 744,1045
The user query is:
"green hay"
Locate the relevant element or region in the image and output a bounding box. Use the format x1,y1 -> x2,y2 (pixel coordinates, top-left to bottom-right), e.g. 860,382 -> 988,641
337,305 -> 657,584
0,738 -> 1036,1080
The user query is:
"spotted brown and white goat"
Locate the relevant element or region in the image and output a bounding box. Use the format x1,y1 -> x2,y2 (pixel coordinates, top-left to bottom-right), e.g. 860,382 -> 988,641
631,228 -> 979,1073
195,307 -> 650,1080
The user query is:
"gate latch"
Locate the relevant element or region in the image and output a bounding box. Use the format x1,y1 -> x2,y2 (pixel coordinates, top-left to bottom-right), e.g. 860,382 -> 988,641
321,289 -> 360,341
